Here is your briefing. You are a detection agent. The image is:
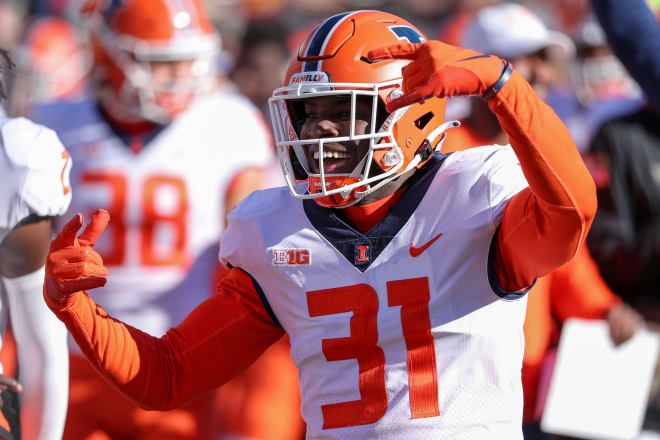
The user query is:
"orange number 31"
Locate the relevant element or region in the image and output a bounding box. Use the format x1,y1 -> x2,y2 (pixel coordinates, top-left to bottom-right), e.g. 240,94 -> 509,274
307,277 -> 439,429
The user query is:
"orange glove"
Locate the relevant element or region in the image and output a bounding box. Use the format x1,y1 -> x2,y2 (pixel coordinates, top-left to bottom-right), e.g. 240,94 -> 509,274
44,209 -> 110,307
367,41 -> 510,112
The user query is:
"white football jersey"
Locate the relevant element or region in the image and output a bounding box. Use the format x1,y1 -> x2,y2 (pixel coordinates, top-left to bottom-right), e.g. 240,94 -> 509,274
0,116 -> 71,367
0,117 -> 72,243
220,146 -> 530,439
31,91 -> 273,339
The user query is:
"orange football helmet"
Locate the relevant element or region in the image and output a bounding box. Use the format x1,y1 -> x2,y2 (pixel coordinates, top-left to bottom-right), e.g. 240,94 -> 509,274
269,10 -> 454,208
84,0 -> 219,123
7,17 -> 89,116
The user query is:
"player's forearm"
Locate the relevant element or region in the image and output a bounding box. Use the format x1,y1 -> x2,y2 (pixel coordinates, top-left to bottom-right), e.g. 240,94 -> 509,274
489,71 -> 597,289
43,289 -> 176,409
489,70 -> 596,216
44,269 -> 285,411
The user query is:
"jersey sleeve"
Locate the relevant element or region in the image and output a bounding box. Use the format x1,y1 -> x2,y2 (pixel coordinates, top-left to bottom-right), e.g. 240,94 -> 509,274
0,118 -> 71,240
489,71 -> 598,291
219,189 -> 274,269
45,267 -> 285,410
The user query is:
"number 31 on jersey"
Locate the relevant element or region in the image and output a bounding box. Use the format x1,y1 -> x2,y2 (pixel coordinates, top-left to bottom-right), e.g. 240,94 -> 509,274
307,277 -> 439,429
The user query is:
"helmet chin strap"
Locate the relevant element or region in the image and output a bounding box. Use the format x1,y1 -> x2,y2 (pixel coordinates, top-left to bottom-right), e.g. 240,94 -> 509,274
351,119 -> 461,204
425,120 -> 461,154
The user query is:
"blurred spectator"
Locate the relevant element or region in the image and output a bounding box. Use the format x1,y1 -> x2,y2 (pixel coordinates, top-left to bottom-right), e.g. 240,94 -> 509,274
570,18 -> 640,107
0,0 -> 22,51
522,246 -> 641,439
385,0 -> 455,38
6,16 -> 89,117
28,1 -> 294,439
443,2 -> 574,152
1,54 -> 71,438
586,107 -> 660,321
0,115 -> 72,440
436,0 -> 499,121
239,0 -> 291,20
563,16 -> 643,151
231,20 -> 290,122
437,0 -> 499,45
285,0 -> 345,15
586,0 -> 660,322
592,0 -> 660,112
439,4 -> 643,438
522,0 -> 591,35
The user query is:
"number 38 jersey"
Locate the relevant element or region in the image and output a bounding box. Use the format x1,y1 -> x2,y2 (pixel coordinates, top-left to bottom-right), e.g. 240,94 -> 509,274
220,146 -> 530,439
31,92 -> 273,337
0,117 -> 72,243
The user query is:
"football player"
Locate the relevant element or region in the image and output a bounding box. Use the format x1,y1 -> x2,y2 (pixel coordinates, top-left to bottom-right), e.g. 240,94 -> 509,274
0,51 -> 70,440
6,16 -> 89,118
43,10 -> 597,439
28,1 -> 285,439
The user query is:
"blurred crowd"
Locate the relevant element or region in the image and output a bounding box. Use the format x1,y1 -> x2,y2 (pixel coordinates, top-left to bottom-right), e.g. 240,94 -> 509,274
1,0 -> 660,439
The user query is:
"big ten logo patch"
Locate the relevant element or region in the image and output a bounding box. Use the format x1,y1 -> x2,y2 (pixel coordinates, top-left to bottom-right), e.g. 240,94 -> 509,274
354,244 -> 371,265
272,248 -> 311,266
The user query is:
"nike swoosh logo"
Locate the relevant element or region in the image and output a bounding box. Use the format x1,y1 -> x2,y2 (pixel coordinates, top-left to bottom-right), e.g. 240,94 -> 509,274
409,233 -> 443,257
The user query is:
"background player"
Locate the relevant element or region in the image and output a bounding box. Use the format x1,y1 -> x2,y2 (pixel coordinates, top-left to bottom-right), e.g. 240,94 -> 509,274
0,52 -> 70,440
43,10 -> 596,439
29,1 -> 287,438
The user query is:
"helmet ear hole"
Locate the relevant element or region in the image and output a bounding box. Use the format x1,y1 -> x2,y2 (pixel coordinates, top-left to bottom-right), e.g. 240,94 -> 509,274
414,112 -> 434,130
374,97 -> 389,130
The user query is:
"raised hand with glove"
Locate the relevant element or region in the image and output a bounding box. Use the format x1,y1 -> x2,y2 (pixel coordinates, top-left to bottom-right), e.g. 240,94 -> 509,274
44,209 -> 110,309
367,38 -> 596,291
367,41 -> 512,111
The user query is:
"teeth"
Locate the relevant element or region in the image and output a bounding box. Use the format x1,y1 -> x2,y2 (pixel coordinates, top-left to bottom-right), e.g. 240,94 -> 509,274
313,151 -> 350,160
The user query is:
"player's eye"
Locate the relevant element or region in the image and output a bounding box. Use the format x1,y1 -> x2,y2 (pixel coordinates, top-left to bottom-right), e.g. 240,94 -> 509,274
331,106 -> 353,122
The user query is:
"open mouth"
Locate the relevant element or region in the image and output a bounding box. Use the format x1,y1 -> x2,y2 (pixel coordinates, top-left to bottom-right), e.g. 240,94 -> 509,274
313,151 -> 351,160
308,145 -> 353,174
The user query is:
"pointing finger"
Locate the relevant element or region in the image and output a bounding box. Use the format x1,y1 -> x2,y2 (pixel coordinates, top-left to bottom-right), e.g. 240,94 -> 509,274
50,214 -> 83,251
367,42 -> 422,61
77,209 -> 110,247
386,88 -> 431,113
